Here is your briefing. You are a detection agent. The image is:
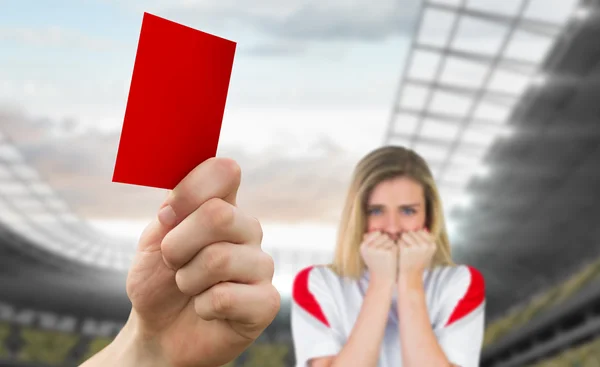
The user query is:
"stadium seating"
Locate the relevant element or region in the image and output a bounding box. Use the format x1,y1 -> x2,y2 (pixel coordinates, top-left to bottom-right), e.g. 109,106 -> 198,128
527,337 -> 600,367
484,258 -> 600,347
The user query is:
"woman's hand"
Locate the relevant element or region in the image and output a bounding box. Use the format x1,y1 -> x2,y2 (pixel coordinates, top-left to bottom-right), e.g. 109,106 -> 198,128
360,231 -> 398,285
397,230 -> 436,281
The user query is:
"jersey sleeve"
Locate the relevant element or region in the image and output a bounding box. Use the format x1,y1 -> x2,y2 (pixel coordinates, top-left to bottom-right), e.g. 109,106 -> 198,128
434,265 -> 486,367
291,266 -> 344,367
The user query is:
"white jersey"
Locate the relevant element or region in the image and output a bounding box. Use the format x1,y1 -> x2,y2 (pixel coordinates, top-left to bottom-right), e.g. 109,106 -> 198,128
291,264 -> 485,367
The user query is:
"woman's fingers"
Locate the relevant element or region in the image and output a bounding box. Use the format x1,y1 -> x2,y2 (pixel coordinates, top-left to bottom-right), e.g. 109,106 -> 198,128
363,231 -> 381,245
362,231 -> 397,250
400,230 -> 435,249
399,231 -> 421,248
371,233 -> 390,248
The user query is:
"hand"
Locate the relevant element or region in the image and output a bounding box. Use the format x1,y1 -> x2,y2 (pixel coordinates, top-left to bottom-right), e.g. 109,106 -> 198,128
397,230 -> 436,279
123,158 -> 280,367
360,231 -> 398,284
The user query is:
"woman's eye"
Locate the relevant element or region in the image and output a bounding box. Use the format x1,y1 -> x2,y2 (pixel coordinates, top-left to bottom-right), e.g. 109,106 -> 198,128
402,208 -> 416,215
368,207 -> 382,215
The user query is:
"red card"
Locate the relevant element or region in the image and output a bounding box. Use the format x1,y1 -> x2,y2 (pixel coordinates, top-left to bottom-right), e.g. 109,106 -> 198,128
112,12 -> 236,190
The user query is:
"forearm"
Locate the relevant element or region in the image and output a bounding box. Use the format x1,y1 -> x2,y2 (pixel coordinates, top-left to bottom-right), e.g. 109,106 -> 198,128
397,275 -> 451,367
331,277 -> 394,367
80,313 -> 167,367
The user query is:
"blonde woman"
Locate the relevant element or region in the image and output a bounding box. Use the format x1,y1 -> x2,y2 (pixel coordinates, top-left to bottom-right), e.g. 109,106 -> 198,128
291,146 -> 486,367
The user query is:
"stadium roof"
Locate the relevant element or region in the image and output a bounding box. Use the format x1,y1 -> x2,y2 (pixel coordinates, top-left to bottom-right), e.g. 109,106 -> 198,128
384,0 -> 581,217
0,138 -> 135,271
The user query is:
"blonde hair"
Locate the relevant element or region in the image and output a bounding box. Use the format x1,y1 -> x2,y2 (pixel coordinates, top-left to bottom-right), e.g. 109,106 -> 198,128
330,145 -> 455,279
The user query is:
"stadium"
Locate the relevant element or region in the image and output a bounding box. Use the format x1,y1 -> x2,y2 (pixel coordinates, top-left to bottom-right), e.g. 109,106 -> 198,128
1,0 -> 600,365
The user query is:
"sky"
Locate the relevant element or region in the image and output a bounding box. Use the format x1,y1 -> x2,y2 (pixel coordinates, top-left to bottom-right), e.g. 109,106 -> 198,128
0,0 -> 421,267
0,0 -> 584,294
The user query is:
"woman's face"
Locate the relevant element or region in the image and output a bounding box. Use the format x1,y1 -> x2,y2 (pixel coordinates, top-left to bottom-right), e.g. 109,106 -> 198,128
365,176 -> 427,242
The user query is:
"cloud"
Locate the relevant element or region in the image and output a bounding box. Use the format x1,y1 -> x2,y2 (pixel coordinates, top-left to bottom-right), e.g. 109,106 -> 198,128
0,25 -> 122,52
0,103 -> 82,141
0,107 -> 361,225
0,80 -> 61,101
241,41 -> 308,57
148,0 -> 421,43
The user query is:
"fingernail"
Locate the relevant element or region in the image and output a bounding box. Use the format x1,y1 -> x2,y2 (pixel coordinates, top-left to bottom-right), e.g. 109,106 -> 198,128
158,205 -> 177,227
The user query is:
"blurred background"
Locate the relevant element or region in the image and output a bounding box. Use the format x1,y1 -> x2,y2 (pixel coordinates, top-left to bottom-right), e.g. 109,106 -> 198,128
1,0 -> 600,366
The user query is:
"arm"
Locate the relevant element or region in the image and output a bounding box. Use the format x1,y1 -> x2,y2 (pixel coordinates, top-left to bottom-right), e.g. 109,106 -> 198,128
396,274 -> 453,367
396,231 -> 485,367
80,312 -> 168,367
397,266 -> 485,367
313,276 -> 394,367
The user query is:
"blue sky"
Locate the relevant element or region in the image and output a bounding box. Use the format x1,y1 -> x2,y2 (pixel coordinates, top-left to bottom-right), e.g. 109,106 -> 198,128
0,0 -> 417,122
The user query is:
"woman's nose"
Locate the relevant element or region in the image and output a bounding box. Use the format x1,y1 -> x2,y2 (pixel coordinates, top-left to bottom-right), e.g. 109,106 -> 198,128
384,214 -> 402,241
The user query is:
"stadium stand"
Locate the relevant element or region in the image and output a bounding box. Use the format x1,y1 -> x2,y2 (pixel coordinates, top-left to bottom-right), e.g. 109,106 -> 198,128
485,258 -> 600,347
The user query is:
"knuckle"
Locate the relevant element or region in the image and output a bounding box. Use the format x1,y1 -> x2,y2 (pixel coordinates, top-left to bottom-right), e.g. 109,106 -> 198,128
252,216 -> 263,243
211,285 -> 233,313
264,286 -> 281,318
201,245 -> 230,273
260,252 -> 275,278
203,198 -> 234,229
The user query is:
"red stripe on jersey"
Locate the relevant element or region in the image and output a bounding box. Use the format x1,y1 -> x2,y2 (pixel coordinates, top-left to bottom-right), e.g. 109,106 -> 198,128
445,266 -> 485,327
293,266 -> 330,327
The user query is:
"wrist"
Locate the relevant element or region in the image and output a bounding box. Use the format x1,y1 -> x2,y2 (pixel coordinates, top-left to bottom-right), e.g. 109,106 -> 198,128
397,272 -> 424,293
82,311 -> 167,367
368,274 -> 396,294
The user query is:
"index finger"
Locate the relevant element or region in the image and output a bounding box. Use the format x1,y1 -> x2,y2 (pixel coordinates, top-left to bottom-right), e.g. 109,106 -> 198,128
137,158 -> 241,254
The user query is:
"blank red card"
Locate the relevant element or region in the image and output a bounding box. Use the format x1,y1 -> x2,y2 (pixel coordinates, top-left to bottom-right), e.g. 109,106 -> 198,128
112,12 -> 236,190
